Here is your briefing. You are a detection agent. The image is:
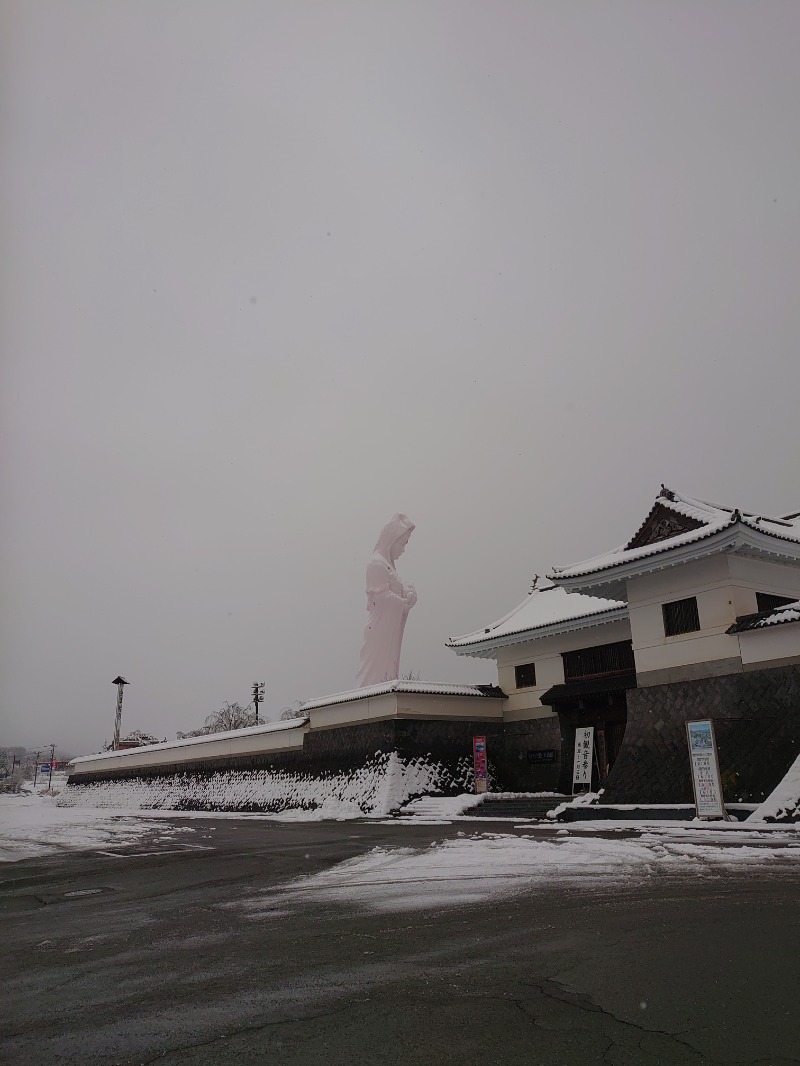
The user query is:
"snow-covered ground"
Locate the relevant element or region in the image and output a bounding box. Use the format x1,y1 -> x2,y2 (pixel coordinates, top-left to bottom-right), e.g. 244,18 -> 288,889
4,789 -> 800,921
0,788 -> 382,861
237,828 -> 800,915
0,791 -> 205,862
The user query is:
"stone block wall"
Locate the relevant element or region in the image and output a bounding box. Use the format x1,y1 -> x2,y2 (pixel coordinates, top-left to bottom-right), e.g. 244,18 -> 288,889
601,664 -> 800,804
495,718 -> 563,792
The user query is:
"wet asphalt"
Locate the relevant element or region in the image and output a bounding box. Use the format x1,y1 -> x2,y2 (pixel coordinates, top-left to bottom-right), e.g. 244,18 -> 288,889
1,817 -> 799,1066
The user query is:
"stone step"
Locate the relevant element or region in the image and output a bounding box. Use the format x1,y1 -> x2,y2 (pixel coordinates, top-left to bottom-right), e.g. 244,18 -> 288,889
397,797 -> 477,819
469,796 -> 569,820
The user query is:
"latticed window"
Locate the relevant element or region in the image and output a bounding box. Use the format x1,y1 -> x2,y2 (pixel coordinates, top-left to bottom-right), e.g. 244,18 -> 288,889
562,641 -> 635,681
755,592 -> 795,613
662,597 -> 700,636
515,662 -> 536,688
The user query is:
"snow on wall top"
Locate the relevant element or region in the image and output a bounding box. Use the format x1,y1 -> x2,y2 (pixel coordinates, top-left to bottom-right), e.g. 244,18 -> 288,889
446,581 -> 626,651
300,680 -> 505,711
550,488 -> 800,582
70,716 -> 309,765
727,600 -> 800,634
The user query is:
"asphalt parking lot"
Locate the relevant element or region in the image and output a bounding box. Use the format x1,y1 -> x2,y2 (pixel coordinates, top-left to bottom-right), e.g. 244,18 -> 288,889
2,817 -> 799,1065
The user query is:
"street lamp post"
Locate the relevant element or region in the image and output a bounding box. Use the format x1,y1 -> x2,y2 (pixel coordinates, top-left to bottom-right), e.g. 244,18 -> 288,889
112,676 -> 129,749
251,682 -> 265,725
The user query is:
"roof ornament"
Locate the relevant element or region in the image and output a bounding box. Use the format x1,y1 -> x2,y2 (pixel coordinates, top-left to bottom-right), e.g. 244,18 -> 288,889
660,484 -> 677,502
530,574 -> 540,593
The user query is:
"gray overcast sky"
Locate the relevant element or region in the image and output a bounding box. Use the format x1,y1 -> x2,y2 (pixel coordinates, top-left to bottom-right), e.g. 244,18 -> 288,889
2,1 -> 798,755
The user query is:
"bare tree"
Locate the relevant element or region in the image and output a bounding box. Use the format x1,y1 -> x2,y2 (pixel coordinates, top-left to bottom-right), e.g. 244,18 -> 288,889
0,767 -> 24,793
203,701 -> 264,733
280,700 -> 306,721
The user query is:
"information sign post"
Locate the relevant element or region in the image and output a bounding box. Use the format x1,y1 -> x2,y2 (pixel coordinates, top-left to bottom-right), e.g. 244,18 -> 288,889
686,719 -> 727,820
572,726 -> 594,794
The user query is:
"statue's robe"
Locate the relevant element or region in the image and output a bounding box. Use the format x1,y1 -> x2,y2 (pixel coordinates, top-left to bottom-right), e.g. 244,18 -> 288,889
356,514 -> 415,688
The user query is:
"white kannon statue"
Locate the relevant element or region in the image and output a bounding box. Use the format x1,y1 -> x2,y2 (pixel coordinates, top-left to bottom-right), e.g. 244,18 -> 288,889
356,514 -> 417,688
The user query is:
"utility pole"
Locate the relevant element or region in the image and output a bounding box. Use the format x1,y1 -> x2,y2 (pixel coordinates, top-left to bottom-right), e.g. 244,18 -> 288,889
33,750 -> 41,787
112,676 -> 129,749
251,682 -> 265,725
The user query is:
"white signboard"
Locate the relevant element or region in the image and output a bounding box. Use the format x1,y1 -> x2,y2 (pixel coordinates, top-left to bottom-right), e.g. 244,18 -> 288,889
573,727 -> 594,790
686,720 -> 725,819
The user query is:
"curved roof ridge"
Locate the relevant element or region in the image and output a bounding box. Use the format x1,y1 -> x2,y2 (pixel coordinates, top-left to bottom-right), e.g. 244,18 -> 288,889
665,490 -> 732,517
672,489 -> 793,526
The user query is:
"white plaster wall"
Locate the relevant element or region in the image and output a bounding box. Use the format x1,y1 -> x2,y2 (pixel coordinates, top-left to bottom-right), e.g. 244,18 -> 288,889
307,692 -> 400,729
494,618 -> 632,722
306,690 -> 505,729
738,624 -> 800,666
396,694 -> 504,720
71,724 -> 308,775
627,556 -> 741,676
727,556 -> 800,615
628,554 -> 800,678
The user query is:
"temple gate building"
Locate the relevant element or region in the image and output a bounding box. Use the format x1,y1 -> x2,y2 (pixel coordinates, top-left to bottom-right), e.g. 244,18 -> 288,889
449,487 -> 800,803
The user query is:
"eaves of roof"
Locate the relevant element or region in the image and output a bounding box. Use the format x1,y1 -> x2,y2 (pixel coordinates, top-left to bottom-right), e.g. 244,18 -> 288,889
551,523 -> 800,599
540,671 -> 637,705
446,605 -> 629,658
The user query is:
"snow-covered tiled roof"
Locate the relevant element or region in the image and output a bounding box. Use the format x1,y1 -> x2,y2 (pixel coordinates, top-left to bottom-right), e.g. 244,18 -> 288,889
300,680 -> 505,711
551,488 -> 800,585
727,600 -> 800,634
446,581 -> 627,656
70,716 -> 309,764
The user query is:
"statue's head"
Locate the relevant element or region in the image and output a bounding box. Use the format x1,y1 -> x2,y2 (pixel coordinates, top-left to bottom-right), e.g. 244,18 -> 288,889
393,528 -> 412,561
375,513 -> 415,563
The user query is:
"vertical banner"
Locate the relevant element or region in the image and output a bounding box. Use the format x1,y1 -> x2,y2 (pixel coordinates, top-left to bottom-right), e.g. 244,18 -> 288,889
473,736 -> 488,794
686,720 -> 726,819
572,726 -> 594,792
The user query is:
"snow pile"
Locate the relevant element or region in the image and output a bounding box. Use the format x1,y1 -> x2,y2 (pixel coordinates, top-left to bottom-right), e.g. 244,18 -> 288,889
60,751 -> 476,817
237,831 -> 800,914
547,791 -> 600,819
0,792 -> 196,862
750,751 -> 800,823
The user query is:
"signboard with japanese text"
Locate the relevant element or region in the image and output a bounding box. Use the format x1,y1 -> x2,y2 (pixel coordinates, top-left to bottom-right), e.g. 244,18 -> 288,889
572,727 -> 594,790
473,736 -> 488,794
686,720 -> 725,819
527,749 -> 557,764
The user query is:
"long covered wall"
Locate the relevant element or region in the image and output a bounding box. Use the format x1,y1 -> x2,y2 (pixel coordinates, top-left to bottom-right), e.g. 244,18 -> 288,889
66,685 -> 511,812
64,717 -> 507,814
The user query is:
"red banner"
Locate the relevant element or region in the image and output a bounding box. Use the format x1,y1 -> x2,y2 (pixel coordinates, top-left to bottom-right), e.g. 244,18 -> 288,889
473,736 -> 488,794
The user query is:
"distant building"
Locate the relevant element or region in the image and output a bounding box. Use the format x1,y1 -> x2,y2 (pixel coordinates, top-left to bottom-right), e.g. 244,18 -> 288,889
113,730 -> 164,750
448,487 -> 800,802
